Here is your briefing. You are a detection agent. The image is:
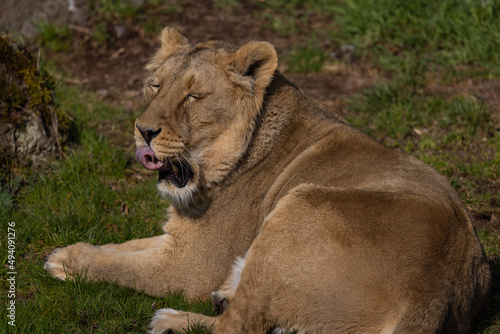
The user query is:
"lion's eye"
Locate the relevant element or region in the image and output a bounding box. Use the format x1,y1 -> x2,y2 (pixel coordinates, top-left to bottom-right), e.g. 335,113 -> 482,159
151,84 -> 160,88
186,93 -> 202,101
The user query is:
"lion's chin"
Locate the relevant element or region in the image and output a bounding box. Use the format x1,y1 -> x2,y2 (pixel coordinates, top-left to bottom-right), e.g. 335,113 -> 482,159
157,178 -> 199,206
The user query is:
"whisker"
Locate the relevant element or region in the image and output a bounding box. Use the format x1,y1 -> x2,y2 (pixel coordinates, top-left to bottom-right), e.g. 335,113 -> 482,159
183,146 -> 204,163
175,153 -> 186,179
180,148 -> 210,189
179,152 -> 194,173
167,156 -> 173,170
183,146 -> 211,173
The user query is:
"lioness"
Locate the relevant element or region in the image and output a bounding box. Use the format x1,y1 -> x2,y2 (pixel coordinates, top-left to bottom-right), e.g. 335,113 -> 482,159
45,27 -> 491,333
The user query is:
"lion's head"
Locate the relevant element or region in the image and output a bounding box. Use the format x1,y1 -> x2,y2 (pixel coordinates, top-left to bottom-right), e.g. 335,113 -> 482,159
135,27 -> 278,204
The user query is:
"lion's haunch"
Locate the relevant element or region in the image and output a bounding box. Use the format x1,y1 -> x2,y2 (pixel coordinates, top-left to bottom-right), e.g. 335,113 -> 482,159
136,146 -> 165,170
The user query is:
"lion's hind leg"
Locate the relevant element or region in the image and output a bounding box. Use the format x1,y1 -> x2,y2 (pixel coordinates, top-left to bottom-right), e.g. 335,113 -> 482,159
148,250 -> 280,334
209,255 -> 287,333
148,309 -> 216,334
210,185 -> 412,333
211,254 -> 246,314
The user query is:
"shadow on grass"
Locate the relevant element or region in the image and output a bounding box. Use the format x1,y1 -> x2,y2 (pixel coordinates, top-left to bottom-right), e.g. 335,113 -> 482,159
472,256 -> 500,333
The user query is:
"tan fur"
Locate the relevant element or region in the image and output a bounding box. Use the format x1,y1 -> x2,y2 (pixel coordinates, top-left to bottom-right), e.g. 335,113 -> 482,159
45,28 -> 491,333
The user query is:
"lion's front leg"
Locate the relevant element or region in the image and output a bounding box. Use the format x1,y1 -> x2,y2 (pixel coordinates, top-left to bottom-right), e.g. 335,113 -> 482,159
99,234 -> 167,251
44,234 -> 167,280
43,235 -> 183,297
44,240 -> 167,292
43,230 -> 225,298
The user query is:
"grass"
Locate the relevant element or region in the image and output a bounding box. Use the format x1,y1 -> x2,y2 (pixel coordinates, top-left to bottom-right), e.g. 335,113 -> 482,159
91,0 -> 144,21
258,0 -> 500,77
347,76 -> 493,143
329,0 -> 500,75
35,22 -> 74,52
2,0 -> 500,333
285,43 -> 326,74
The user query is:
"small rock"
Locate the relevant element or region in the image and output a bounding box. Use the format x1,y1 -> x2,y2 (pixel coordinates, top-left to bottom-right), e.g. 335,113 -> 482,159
97,89 -> 110,99
114,25 -> 127,39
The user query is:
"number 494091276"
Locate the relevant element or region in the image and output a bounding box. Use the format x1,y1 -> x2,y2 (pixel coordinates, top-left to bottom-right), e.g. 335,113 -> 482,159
7,222 -> 16,271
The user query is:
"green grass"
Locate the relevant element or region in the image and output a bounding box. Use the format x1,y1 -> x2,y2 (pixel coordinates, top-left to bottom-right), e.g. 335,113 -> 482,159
347,77 -> 493,143
1,271 -> 213,333
213,0 -> 240,11
257,0 -> 500,77
91,0 -> 144,21
285,43 -> 326,74
35,22 -> 74,52
344,60 -> 499,215
329,0 -> 500,75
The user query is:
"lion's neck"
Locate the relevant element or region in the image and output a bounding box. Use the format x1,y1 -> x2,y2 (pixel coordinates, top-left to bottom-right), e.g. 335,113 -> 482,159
237,72 -> 340,174
241,74 -> 295,167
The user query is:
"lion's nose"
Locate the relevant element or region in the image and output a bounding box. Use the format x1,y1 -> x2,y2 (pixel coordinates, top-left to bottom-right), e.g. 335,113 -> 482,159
136,125 -> 161,145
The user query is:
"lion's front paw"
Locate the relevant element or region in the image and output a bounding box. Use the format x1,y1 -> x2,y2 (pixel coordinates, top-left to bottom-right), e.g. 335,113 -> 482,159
44,242 -> 96,280
44,247 -> 69,280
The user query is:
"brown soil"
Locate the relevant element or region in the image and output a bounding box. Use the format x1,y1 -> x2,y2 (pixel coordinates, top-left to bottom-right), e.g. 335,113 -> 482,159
43,2 -> 373,102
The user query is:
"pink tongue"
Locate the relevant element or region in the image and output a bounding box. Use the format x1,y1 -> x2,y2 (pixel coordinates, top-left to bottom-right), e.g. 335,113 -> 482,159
135,146 -> 165,170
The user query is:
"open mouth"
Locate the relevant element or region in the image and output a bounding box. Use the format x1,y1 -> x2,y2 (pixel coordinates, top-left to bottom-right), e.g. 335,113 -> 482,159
135,146 -> 193,188
158,160 -> 193,188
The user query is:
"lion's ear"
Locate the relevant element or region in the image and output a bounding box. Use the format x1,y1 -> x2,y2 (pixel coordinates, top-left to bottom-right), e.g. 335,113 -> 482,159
158,27 -> 189,49
229,41 -> 278,95
146,27 -> 190,72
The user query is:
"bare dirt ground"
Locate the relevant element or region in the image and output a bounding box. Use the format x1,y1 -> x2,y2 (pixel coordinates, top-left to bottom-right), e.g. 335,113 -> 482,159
44,1 -> 376,110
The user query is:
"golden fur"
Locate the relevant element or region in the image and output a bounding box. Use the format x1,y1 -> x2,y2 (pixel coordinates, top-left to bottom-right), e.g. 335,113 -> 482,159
45,27 -> 491,333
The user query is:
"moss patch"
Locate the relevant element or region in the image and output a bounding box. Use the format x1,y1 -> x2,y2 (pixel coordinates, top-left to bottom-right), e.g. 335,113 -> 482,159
0,35 -> 75,208
0,35 -> 69,131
